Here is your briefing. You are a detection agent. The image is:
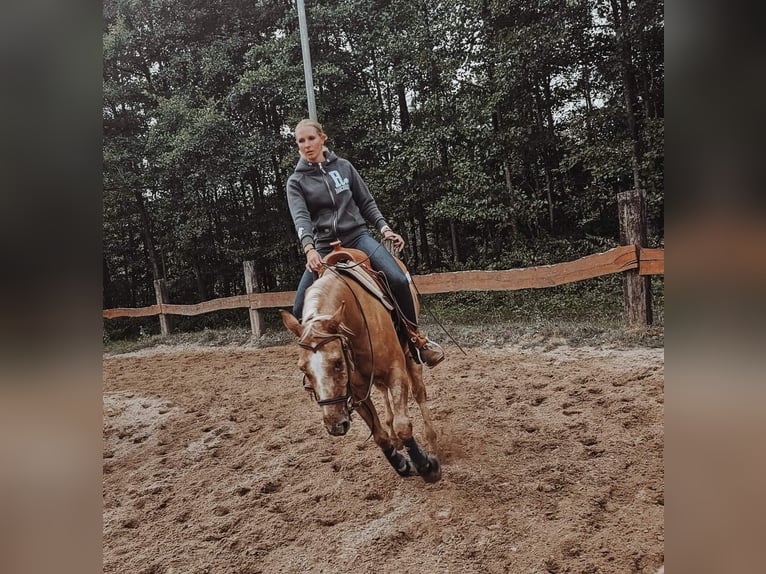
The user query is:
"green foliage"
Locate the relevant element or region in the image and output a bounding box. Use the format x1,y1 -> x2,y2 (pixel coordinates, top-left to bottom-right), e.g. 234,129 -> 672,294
103,0 -> 664,338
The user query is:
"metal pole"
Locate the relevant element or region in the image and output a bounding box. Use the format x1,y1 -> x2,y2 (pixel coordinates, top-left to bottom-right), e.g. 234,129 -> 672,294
296,0 -> 317,121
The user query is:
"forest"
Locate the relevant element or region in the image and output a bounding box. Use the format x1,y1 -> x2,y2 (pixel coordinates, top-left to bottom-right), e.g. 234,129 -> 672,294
103,0 -> 664,317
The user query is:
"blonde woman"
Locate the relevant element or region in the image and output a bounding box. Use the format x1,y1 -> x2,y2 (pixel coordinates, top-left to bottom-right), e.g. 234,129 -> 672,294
285,119 -> 445,367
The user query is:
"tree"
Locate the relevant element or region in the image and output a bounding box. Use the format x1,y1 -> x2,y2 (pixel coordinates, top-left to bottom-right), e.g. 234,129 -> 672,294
103,0 -> 664,317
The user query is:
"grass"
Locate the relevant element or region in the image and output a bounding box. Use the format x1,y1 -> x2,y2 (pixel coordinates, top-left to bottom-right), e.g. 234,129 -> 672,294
416,274 -> 664,349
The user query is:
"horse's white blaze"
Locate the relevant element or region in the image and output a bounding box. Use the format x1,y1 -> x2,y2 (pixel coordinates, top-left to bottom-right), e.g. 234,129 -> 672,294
309,351 -> 333,400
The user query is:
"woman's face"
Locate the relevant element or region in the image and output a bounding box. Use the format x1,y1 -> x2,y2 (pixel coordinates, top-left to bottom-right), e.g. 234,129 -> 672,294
295,125 -> 327,163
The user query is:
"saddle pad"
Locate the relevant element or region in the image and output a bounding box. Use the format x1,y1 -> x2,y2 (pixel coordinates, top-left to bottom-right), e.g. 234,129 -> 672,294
333,262 -> 395,311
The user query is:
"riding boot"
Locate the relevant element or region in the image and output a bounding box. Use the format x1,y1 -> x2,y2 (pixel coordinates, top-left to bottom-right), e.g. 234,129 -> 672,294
394,318 -> 409,347
407,330 -> 445,368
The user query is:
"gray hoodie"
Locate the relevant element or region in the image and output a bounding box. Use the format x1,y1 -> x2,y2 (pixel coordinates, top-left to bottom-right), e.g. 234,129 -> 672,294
286,151 -> 389,250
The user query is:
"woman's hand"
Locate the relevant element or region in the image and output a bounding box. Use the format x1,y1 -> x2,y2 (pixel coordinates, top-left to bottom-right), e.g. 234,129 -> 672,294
383,229 -> 405,251
306,248 -> 323,273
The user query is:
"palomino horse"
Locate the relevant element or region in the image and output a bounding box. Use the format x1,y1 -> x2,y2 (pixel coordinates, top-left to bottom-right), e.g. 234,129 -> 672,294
280,246 -> 441,483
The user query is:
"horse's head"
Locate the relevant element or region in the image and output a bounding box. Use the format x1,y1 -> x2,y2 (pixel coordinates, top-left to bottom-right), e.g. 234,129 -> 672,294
281,304 -> 355,436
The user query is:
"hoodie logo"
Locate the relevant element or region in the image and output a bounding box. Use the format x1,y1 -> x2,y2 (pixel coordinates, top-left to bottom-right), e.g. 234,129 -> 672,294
328,170 -> 350,194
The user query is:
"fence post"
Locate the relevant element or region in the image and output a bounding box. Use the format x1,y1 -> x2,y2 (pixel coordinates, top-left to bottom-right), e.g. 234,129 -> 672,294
153,278 -> 173,336
243,260 -> 265,337
617,189 -> 653,327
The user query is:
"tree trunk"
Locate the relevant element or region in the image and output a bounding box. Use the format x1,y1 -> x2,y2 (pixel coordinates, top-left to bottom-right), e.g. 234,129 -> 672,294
396,82 -> 411,132
503,160 -> 519,237
192,259 -> 207,301
103,257 -> 113,309
409,215 -> 420,270
532,83 -> 555,231
543,164 -> 555,232
371,51 -> 388,129
271,153 -> 284,196
582,64 -> 594,144
610,0 -> 642,190
254,170 -> 266,212
132,187 -> 161,281
449,220 -> 460,263
417,199 -> 430,269
125,231 -> 138,307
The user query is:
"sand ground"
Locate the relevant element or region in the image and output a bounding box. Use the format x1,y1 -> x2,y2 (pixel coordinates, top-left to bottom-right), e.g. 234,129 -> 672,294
103,341 -> 663,573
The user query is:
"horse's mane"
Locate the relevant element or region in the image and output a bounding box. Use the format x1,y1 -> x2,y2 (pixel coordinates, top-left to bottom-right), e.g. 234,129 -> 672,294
301,276 -> 355,344
302,276 -> 332,326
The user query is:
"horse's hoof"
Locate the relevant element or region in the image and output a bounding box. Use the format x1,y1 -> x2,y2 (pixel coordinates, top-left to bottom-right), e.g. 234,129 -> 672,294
419,456 -> 442,483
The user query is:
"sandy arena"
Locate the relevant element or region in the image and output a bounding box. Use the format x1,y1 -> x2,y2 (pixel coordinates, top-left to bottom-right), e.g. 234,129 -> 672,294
103,341 -> 664,573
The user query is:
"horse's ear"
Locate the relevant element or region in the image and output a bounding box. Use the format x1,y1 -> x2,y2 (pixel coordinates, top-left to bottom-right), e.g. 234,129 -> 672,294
327,301 -> 346,332
280,309 -> 303,337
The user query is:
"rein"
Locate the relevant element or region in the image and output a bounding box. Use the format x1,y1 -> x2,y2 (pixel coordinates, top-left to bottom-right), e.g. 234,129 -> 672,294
326,267 -> 376,410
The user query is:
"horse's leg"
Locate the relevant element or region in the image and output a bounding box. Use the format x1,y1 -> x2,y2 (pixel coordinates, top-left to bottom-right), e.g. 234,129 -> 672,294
387,366 -> 441,483
355,397 -> 416,478
377,386 -> 400,449
406,354 -> 439,456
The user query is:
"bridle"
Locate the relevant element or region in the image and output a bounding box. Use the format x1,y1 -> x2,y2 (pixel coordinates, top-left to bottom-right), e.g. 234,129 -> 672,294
298,333 -> 358,408
296,263 -> 380,420
298,285 -> 376,414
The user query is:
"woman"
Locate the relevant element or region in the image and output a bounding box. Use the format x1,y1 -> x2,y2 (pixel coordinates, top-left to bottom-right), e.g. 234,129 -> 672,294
286,119 -> 445,368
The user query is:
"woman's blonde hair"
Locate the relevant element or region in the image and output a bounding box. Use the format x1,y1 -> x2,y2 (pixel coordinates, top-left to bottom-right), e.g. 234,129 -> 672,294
295,119 -> 329,153
295,118 -> 325,136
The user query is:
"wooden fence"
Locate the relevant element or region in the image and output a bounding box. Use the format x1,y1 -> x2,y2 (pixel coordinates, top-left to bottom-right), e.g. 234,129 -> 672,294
103,244 -> 664,336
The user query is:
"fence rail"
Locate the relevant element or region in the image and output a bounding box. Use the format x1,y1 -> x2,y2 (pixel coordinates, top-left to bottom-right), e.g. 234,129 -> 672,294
103,245 -> 664,335
412,244 -> 642,293
638,248 -> 665,276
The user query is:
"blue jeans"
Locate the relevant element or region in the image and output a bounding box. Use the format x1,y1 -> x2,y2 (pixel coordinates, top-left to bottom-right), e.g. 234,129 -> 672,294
292,232 -> 417,326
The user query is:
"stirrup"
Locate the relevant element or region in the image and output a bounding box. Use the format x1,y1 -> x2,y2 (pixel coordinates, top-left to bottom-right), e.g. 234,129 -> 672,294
409,338 -> 445,368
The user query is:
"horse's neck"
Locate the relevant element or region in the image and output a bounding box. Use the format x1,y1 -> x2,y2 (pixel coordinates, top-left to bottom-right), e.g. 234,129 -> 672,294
323,275 -> 365,332
304,275 -> 353,326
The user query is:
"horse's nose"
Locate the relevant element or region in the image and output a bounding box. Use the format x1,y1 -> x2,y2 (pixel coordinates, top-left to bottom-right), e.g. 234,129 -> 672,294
327,419 -> 350,436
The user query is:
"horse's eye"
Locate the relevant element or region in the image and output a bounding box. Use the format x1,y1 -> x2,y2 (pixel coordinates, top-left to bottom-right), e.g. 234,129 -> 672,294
333,359 -> 343,371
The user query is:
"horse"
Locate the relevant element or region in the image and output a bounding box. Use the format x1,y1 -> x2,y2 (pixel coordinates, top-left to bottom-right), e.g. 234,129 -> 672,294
280,245 -> 441,483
